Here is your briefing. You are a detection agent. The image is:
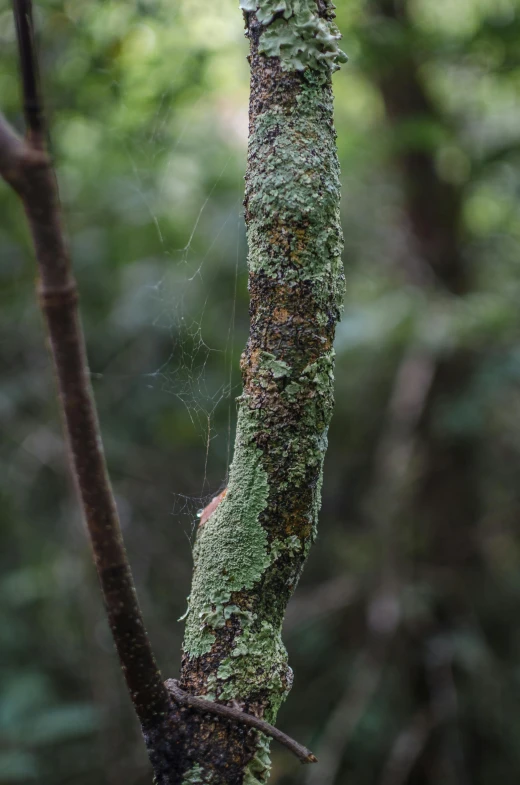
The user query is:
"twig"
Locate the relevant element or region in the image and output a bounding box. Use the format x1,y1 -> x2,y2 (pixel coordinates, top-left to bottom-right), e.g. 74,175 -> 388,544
165,679 -> 318,765
3,0 -> 172,729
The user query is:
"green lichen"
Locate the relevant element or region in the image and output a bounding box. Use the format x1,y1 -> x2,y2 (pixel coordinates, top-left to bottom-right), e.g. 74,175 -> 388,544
246,74 -> 344,317
309,453 -> 325,544
240,0 -> 348,74
270,535 -> 302,561
257,349 -> 335,490
216,620 -> 290,719
179,6 -> 344,782
284,381 -> 301,397
300,349 -> 336,393
183,402 -> 270,658
259,351 -> 292,379
178,599 -> 190,621
243,734 -> 272,785
182,763 -> 204,785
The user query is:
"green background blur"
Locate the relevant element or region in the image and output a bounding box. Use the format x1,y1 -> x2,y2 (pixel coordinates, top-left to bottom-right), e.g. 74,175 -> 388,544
2,1 -> 520,783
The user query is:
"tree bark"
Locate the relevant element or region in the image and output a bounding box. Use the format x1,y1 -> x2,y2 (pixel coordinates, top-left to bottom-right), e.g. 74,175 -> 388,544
175,3 -> 347,782
2,2 -> 346,783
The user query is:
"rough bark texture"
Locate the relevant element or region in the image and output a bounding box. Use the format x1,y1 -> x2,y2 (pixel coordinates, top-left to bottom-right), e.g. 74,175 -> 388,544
174,3 -> 346,783
3,1 -> 346,782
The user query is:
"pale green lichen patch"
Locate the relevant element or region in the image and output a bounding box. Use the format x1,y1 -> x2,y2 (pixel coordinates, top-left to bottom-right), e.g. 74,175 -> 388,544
300,349 -> 336,394
201,532 -> 305,721
259,351 -> 292,379
183,402 -> 270,658
216,620 -> 290,720
179,5 -> 344,779
246,76 -> 344,318
258,349 -> 335,490
182,763 -> 204,785
243,733 -> 272,785
270,534 -> 302,561
240,0 -> 347,74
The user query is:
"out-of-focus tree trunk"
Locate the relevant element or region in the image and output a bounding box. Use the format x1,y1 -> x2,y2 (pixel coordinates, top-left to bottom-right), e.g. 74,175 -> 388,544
366,1 -> 480,781
367,0 -> 480,572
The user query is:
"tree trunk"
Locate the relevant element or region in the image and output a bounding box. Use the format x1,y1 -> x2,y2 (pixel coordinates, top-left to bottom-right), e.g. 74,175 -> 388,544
370,0 -> 479,571
173,3 -> 347,783
2,2 -> 346,783
366,2 -> 480,782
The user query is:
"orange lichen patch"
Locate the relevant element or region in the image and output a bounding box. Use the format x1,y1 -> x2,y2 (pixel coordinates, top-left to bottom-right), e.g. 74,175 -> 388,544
271,307 -> 290,324
281,518 -> 313,540
199,489 -> 227,528
247,347 -> 263,372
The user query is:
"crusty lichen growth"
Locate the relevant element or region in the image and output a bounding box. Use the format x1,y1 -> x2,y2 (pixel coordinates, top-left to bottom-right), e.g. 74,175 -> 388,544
181,764 -> 204,785
177,3 -> 345,783
243,734 -> 272,785
245,70 -> 344,303
183,403 -> 270,659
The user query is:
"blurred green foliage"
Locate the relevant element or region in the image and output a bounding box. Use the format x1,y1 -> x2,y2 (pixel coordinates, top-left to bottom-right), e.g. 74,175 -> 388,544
1,0 -> 520,783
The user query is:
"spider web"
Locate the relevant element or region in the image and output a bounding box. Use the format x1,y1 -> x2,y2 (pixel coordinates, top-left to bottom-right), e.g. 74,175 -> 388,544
25,0 -> 254,545
88,89 -> 249,540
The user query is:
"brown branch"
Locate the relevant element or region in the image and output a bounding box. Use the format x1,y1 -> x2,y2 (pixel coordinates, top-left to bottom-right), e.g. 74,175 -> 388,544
13,0 -> 44,137
4,0 -> 172,731
165,679 -> 317,765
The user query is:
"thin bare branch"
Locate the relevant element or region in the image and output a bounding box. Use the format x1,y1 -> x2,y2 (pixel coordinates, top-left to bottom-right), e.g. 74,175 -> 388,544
13,0 -> 44,137
3,0 -> 172,731
165,679 -> 317,765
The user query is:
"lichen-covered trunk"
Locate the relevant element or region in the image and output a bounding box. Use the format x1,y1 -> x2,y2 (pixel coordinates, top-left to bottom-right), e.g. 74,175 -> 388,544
173,2 -> 346,783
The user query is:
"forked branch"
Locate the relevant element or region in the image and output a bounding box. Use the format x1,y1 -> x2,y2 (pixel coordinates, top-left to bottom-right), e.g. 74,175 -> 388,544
1,1 -> 319,775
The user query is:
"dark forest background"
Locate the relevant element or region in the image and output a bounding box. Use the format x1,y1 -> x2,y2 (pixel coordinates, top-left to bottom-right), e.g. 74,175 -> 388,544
2,0 -> 520,783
